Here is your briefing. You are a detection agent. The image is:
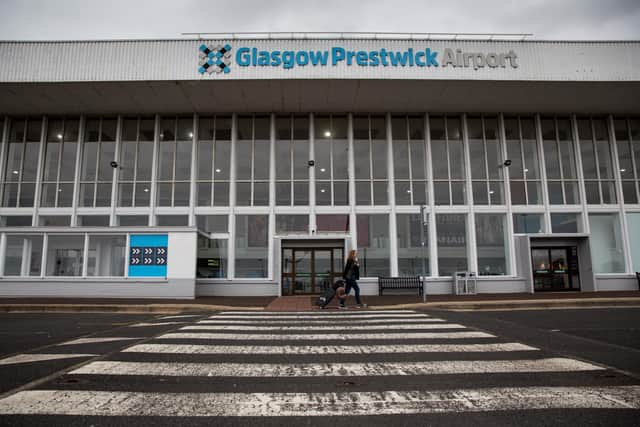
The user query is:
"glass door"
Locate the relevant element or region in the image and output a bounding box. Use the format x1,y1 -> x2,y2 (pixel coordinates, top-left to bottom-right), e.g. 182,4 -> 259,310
281,246 -> 344,295
532,247 -> 580,291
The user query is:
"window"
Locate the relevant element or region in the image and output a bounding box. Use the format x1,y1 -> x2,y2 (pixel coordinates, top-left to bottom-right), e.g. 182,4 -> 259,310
316,214 -> 349,233
79,118 -> 116,207
46,235 -> 84,276
77,215 -> 110,227
40,118 -> 79,207
615,118 -> 640,204
156,215 -> 189,226
468,116 -> 504,205
542,118 -> 580,205
392,116 -> 427,205
197,235 -> 227,278
356,214 -> 389,276
627,213 -> 640,272
578,118 -> 616,204
196,215 -> 228,233
505,117 -> 542,205
157,117 -> 193,207
431,116 -> 467,205
235,215 -> 268,278
276,115 -> 309,205
1,216 -> 32,227
397,213 -> 428,276
118,215 -> 148,226
3,235 -> 43,276
550,213 -> 581,233
236,116 -> 270,206
513,214 -> 544,234
2,118 -> 41,207
87,235 -> 126,276
314,115 -> 349,205
588,214 -> 624,273
354,115 -> 388,205
436,214 -> 467,276
38,216 -> 70,226
275,215 -> 308,234
196,116 -> 231,206
476,214 -> 508,275
118,117 -> 154,207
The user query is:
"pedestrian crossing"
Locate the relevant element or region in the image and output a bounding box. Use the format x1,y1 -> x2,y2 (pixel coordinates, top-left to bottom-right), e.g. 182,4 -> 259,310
0,309 -> 639,422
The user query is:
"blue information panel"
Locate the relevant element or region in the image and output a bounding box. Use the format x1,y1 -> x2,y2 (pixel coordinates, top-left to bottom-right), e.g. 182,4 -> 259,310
128,235 -> 168,277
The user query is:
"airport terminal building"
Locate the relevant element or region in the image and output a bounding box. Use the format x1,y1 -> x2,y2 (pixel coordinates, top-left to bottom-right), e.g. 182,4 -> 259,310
0,34 -> 638,299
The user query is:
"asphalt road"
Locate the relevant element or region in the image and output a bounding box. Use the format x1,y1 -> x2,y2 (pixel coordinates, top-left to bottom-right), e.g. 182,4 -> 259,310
0,308 -> 638,426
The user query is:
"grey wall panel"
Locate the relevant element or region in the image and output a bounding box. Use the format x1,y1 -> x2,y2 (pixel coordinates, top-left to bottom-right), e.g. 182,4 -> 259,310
1,40 -> 638,83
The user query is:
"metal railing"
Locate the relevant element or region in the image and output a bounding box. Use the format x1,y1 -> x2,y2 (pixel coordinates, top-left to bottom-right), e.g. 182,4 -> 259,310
181,32 -> 533,41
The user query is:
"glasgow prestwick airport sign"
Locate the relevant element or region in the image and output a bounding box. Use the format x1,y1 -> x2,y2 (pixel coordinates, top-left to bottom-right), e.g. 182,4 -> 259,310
198,43 -> 519,75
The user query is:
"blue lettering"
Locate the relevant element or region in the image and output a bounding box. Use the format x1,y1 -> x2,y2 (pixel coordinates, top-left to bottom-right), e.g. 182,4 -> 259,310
425,48 -> 439,67
380,49 -> 389,66
271,51 -> 282,67
389,51 -> 410,66
332,47 -> 345,65
408,48 -> 414,66
356,51 -> 368,66
309,51 -> 328,66
237,47 -> 251,66
258,51 -> 270,66
251,48 -> 257,66
282,51 -> 295,69
415,51 -> 426,67
369,51 -> 379,66
295,51 -> 309,66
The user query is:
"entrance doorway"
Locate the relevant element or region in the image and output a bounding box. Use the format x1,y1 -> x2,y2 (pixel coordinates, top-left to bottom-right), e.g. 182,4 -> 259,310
531,246 -> 580,291
281,245 -> 344,295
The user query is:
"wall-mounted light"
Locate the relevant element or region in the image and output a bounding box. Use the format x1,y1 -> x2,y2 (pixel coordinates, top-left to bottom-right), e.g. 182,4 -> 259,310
308,160 -> 315,167
215,168 -> 221,173
57,134 -> 63,139
110,161 -> 119,168
503,159 -> 512,167
324,131 -> 331,137
189,132 -> 194,138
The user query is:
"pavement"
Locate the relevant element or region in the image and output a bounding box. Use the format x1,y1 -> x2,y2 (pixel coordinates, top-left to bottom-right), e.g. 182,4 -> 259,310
1,290 -> 640,313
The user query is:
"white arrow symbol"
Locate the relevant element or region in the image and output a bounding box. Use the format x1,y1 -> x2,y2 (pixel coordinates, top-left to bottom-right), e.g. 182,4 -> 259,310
156,248 -> 166,255
131,248 -> 141,255
130,258 -> 140,265
144,258 -> 153,264
157,258 -> 166,265
144,248 -> 153,255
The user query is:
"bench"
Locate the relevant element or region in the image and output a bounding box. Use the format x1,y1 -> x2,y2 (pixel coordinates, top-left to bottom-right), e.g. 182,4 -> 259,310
378,276 -> 423,296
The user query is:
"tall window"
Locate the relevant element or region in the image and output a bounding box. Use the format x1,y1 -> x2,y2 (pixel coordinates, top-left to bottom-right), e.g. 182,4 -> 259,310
314,115 -> 349,205
236,116 -> 270,206
397,213 -> 428,276
196,115 -> 231,206
578,118 -> 616,204
40,118 -> 79,207
118,117 -> 154,207
431,116 -> 466,205
475,214 -> 508,275
614,118 -> 640,204
276,115 -> 309,205
468,116 -> 504,205
79,118 -> 116,207
2,118 -> 41,207
357,214 -> 390,276
542,117 -> 580,205
354,115 -> 387,205
505,116 -> 542,205
235,214 -> 268,278
436,214 -> 467,276
157,117 -> 193,207
589,214 -> 624,273
392,116 -> 427,205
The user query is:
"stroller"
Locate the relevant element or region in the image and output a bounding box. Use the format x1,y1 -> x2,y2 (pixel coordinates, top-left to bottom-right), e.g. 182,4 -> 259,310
316,279 -> 347,309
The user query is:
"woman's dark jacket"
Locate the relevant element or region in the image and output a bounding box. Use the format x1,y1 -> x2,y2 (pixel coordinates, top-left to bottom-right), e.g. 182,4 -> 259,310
342,259 -> 360,281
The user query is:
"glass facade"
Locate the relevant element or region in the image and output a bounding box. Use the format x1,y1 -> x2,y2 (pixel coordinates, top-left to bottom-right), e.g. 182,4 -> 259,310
0,113 -> 639,280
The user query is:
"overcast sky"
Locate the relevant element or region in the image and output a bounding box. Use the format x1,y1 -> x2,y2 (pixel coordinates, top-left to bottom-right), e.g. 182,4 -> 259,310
0,0 -> 639,40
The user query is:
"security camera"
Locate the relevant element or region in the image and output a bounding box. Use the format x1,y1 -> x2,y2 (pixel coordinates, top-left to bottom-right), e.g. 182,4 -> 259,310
110,161 -> 119,168
503,159 -> 512,167
308,160 -> 315,167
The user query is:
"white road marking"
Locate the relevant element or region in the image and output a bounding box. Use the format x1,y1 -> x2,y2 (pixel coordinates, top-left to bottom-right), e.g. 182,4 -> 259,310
1,387 -> 639,415
197,318 -> 447,325
123,342 -> 539,355
207,314 -> 430,320
129,322 -> 187,327
158,315 -> 202,320
180,323 -> 466,331
219,310 -> 417,315
71,358 -> 603,377
0,353 -> 97,366
158,331 -> 494,340
56,337 -> 138,346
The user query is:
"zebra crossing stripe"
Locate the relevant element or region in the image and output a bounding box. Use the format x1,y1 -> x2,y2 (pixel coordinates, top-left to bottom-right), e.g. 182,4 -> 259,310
57,337 -> 138,346
207,314 -> 430,320
122,342 -> 539,354
1,387 -> 639,415
157,331 -> 494,340
158,315 -> 203,320
180,323 -> 466,331
0,353 -> 97,366
129,322 -> 188,327
70,358 -> 603,377
219,310 -> 417,315
197,318 -> 447,325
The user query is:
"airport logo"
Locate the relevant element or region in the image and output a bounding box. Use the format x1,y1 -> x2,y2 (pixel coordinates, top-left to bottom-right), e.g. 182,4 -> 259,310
198,44 -> 232,74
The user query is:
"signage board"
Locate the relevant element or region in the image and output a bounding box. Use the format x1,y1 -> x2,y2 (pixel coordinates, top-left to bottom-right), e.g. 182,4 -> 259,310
128,235 -> 168,277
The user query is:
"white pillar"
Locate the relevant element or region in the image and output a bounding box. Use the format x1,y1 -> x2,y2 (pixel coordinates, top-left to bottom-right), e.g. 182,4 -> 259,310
462,114 -> 478,275
387,113 -> 398,276
228,113 -> 237,279
347,113 -> 357,253
425,114 -> 438,277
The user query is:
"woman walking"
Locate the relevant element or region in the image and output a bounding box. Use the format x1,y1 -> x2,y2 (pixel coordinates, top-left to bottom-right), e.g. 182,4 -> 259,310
341,250 -> 366,309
